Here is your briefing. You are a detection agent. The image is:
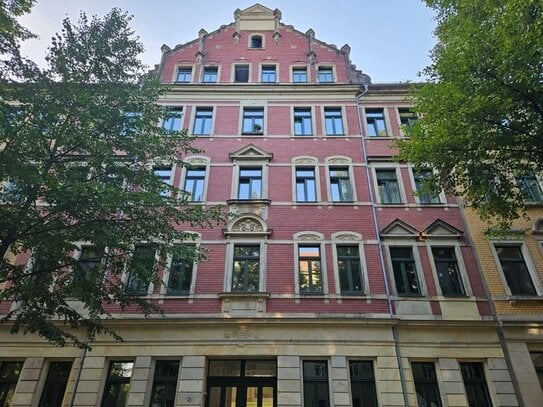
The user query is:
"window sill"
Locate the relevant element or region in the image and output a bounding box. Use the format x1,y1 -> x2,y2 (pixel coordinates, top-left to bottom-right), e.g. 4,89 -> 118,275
506,295 -> 543,304
241,132 -> 264,136
365,135 -> 395,139
227,199 -> 271,205
219,292 -> 270,299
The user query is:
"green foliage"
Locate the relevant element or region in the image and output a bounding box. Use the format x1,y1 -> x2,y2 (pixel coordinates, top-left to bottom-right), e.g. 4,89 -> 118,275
398,0 -> 543,226
0,8 -> 224,347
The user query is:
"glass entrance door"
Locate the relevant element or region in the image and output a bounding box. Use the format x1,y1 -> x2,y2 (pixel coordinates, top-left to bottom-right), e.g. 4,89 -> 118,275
206,360 -> 276,407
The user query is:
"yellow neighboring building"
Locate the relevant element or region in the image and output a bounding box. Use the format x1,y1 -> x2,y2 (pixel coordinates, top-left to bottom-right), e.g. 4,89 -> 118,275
463,205 -> 543,406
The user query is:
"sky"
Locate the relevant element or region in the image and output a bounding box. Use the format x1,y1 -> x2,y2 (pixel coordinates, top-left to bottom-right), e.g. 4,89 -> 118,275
19,0 -> 437,83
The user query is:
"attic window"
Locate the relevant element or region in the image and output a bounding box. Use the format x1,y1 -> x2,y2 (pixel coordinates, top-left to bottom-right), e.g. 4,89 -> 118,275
250,35 -> 263,48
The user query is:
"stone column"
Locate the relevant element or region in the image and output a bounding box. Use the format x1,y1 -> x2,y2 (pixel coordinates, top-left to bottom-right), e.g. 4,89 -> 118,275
330,356 -> 350,407
11,357 -> 44,407
72,355 -> 106,406
127,356 -> 152,406
438,358 -> 468,407
177,356 -> 206,407
277,356 -> 301,407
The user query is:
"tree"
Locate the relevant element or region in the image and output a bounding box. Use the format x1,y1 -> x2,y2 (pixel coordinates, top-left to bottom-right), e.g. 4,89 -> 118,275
0,8 -> 224,347
398,0 -> 543,226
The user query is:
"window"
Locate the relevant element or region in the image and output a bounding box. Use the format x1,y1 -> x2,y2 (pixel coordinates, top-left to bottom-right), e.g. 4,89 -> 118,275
338,246 -> 363,294
126,245 -> 155,295
250,35 -> 263,48
183,168 -> 206,202
101,361 -> 134,407
411,362 -> 442,407
294,108 -> 312,136
162,107 -> 183,132
235,65 -> 249,83
166,250 -> 193,295
329,167 -> 353,202
390,247 -> 421,296
120,111 -> 141,136
154,167 -> 172,197
303,361 -> 330,407
292,67 -> 307,83
38,361 -> 72,407
238,168 -> 262,199
299,246 -> 323,294
530,352 -> 543,390
398,108 -> 418,130
349,361 -> 378,407
376,169 -> 402,204
207,360 -> 276,407
232,245 -> 260,292
460,363 -> 492,407
150,360 -> 180,407
296,168 -> 317,202
242,108 -> 264,134
318,67 -> 333,83
75,246 -> 102,278
516,173 -> 543,203
495,245 -> 537,295
261,65 -> 276,83
193,107 -> 213,135
432,247 -> 465,296
366,108 -> 388,137
324,108 -> 344,135
202,67 -> 218,83
414,168 -> 440,204
175,67 -> 192,83
0,361 -> 23,407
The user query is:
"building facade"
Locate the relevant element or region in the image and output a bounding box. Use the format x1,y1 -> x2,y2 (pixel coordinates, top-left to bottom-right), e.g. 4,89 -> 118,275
0,4 -> 525,407
463,204 -> 543,407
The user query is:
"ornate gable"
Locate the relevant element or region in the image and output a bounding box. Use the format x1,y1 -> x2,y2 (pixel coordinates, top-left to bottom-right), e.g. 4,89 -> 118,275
423,219 -> 463,238
229,144 -> 273,162
380,219 -> 420,238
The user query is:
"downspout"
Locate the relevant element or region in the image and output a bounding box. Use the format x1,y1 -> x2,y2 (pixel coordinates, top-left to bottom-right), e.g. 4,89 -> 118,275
68,338 -> 89,407
355,85 -> 409,407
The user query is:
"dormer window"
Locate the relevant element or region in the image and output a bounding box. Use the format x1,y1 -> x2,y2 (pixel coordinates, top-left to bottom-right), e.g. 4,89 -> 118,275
250,35 -> 263,48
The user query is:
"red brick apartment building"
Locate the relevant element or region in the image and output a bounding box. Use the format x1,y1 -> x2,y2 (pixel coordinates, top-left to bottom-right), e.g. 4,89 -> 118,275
0,4 -> 525,407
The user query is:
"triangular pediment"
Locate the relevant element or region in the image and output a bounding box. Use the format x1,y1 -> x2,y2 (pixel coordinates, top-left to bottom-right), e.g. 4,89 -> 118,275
423,219 -> 463,238
229,144 -> 273,161
239,4 -> 276,17
380,219 -> 419,238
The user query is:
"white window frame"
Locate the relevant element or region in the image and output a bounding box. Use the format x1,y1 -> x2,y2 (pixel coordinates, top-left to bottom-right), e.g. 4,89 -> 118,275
322,105 -> 347,136
325,156 -> 357,203
248,33 -> 265,49
291,65 -> 309,83
293,232 -> 327,295
370,163 -> 407,205
363,106 -> 393,138
291,106 -> 315,137
180,156 -> 210,202
122,243 -> 158,296
490,241 -> 542,296
383,241 -> 427,296
231,160 -> 269,200
259,63 -> 278,84
316,65 -> 335,83
201,65 -> 220,83
331,232 -> 368,296
408,165 -> 446,205
232,63 -> 252,83
292,156 -> 321,204
224,240 -> 267,293
426,242 -> 472,297
160,236 -> 201,297
239,104 -> 266,135
174,65 -> 194,83
189,105 -> 215,136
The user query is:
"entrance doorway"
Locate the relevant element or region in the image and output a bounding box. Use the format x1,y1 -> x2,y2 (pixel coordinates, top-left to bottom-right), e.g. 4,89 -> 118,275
206,360 -> 276,407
